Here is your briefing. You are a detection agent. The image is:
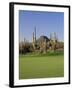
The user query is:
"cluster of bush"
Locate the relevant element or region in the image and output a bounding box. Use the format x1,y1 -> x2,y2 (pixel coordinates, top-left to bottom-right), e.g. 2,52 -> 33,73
19,41 -> 64,54
19,42 -> 34,54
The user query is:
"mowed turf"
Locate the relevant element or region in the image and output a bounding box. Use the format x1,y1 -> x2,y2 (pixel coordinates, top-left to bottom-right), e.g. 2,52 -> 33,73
19,55 -> 64,79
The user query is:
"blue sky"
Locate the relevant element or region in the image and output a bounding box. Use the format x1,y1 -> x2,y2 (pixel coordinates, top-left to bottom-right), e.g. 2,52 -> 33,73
19,10 -> 64,42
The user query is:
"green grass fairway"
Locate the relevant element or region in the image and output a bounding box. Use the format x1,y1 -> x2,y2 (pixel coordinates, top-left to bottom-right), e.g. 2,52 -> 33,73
19,55 -> 64,79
